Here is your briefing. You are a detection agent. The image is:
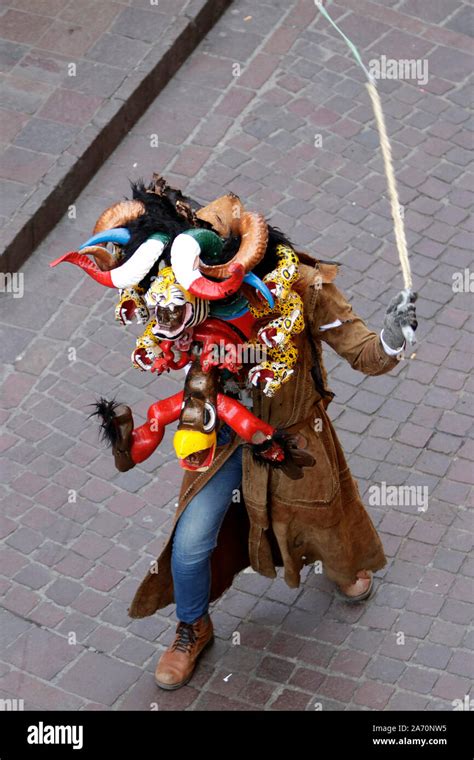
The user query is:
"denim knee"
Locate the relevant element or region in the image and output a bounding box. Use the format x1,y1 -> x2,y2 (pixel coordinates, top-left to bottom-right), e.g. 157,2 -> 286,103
172,525 -> 216,567
171,445 -> 243,569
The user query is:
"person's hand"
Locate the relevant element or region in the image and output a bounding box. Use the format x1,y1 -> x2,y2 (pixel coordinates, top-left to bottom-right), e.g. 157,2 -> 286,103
382,289 -> 418,348
251,431 -> 315,480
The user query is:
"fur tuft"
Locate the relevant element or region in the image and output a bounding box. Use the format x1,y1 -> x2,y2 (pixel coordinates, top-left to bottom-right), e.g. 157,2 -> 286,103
90,397 -> 121,448
118,180 -> 208,291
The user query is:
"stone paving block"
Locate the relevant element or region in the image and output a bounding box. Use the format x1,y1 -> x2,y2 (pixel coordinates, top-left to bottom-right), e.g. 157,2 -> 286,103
399,665 -> 439,696
57,651 -> 141,706
440,599 -> 474,626
0,669 -> 84,710
45,577 -> 82,606
14,562 -> 52,590
4,627 -> 78,679
0,608 -> 31,652
353,681 -> 395,710
2,584 -> 38,617
256,655 -> 295,684
366,655 -> 406,684
415,641 -> 452,670
271,688 -> 314,711
28,541 -> 67,567
71,588 -> 110,618
85,625 -> 125,655
298,640 -> 335,669
432,673 -> 472,702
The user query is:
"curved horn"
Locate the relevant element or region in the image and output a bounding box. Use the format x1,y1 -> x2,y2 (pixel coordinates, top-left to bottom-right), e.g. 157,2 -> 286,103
170,233 -> 245,301
71,202 -> 144,274
93,200 -> 145,233
49,251 -> 115,286
195,193 -> 243,238
199,212 -> 268,281
50,201 -> 147,279
243,272 -> 274,308
50,236 -> 168,288
79,228 -> 131,249
179,212 -> 268,301
188,263 -> 245,300
79,227 -> 131,272
80,245 -> 117,272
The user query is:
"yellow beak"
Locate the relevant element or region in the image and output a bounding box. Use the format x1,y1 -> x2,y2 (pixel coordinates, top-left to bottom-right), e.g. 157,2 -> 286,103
173,429 -> 216,460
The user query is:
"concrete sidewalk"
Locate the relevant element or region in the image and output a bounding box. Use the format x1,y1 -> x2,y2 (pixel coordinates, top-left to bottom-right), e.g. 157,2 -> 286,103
0,0 -> 473,711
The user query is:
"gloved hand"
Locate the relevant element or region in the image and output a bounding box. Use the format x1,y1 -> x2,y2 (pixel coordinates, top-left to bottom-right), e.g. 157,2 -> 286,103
251,431 -> 315,480
382,289 -> 418,349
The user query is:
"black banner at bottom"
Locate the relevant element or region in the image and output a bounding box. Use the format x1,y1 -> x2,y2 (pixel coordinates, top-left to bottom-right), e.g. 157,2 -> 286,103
0,710 -> 471,758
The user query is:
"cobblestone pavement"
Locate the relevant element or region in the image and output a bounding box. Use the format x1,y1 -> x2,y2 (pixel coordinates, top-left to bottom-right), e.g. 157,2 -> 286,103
0,0 -> 195,213
0,0 -> 473,711
0,0 -> 216,266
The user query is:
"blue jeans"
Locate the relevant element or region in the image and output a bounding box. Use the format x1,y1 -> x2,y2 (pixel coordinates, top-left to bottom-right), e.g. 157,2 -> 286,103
171,444 -> 243,624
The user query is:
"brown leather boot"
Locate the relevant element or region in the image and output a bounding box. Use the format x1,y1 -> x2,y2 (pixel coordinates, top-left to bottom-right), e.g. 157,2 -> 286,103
336,571 -> 374,603
155,614 -> 214,690
111,405 -> 135,472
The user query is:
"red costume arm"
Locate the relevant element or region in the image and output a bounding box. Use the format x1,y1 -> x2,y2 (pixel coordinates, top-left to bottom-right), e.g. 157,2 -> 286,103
131,391 -> 183,463
216,393 -> 274,443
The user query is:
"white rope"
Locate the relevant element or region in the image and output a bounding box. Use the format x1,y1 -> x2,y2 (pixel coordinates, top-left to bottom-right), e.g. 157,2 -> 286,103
315,2 -> 413,291
366,81 -> 412,290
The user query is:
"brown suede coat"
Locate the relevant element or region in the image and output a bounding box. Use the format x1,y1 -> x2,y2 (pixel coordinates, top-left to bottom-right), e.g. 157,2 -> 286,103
129,260 -> 400,618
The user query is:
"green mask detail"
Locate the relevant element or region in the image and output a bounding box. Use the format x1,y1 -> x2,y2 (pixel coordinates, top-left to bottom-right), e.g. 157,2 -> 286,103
184,229 -> 224,263
210,295 -> 248,319
149,232 -> 171,245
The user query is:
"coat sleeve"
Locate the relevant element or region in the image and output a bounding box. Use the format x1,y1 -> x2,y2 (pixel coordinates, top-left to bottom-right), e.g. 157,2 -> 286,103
309,281 -> 400,376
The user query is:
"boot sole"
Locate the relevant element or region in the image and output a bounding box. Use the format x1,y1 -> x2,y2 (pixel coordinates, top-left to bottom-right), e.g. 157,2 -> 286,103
335,574 -> 374,604
154,634 -> 214,691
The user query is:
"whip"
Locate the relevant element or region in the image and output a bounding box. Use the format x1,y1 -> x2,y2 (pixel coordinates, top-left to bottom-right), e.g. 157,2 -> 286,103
316,1 -> 416,343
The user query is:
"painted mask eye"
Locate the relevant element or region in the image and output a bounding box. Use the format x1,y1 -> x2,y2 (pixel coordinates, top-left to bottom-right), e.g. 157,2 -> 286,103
203,402 -> 216,433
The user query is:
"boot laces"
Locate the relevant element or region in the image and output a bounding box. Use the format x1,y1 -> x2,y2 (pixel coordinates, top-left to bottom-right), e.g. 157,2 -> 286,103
173,622 -> 197,653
